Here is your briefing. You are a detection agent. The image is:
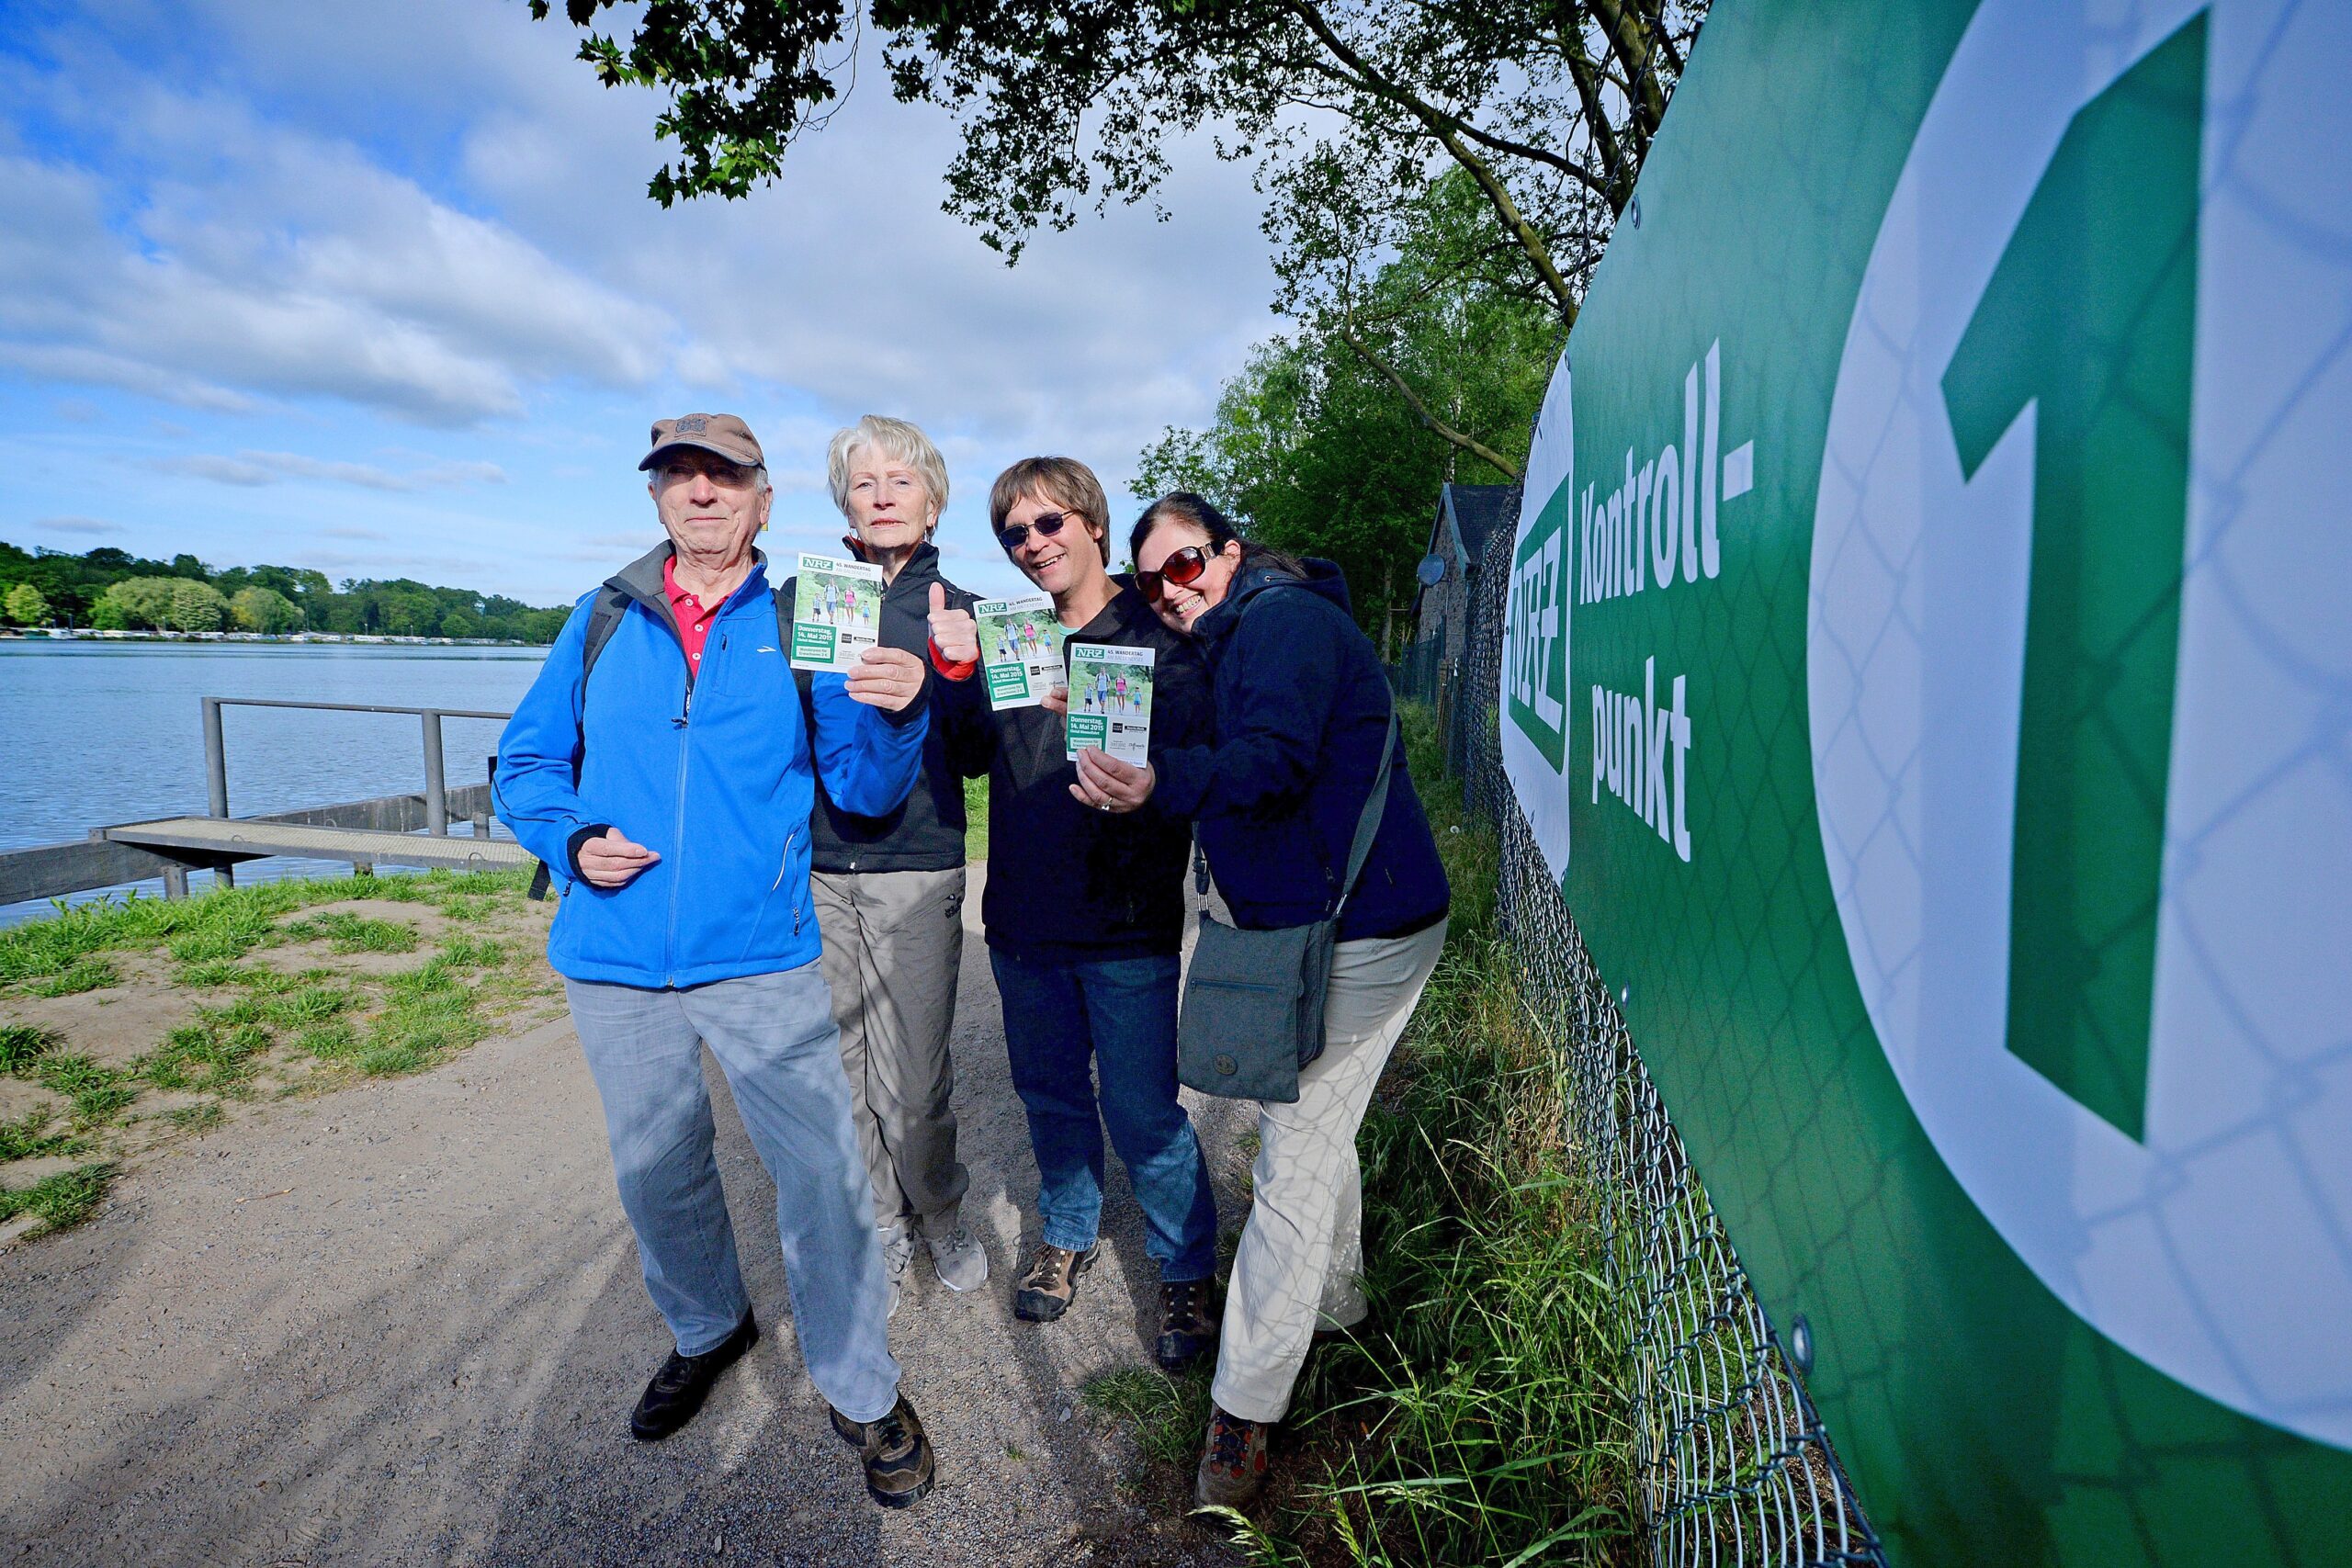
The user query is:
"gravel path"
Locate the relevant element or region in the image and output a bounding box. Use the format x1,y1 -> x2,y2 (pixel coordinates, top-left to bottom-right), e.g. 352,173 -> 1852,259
0,871 -> 1253,1567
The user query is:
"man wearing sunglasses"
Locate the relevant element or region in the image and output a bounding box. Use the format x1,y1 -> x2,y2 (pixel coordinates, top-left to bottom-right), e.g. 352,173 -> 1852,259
931,457 -> 1224,1372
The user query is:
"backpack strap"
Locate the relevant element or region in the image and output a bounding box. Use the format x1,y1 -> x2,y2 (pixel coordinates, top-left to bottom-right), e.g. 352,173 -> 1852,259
578,584 -> 630,687
524,587 -> 631,901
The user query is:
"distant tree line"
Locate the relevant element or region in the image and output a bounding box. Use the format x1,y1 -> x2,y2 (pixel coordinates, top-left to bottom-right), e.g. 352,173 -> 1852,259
0,541 -> 571,643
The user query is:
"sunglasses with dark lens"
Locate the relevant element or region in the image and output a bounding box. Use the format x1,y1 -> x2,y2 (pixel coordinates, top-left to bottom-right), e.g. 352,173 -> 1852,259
1136,545 -> 1213,604
997,510 -> 1080,551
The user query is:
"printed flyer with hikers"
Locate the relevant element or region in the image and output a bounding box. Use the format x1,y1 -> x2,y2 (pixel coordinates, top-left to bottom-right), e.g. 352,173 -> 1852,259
974,593 -> 1065,710
1065,643 -> 1153,766
788,552 -> 883,672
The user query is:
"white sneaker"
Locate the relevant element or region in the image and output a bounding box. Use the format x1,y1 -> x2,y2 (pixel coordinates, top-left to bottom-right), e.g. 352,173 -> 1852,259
926,1224 -> 989,1292
880,1224 -> 918,1318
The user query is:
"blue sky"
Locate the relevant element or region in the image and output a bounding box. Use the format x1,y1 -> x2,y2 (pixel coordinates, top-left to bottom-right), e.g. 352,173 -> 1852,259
0,0 -> 1281,604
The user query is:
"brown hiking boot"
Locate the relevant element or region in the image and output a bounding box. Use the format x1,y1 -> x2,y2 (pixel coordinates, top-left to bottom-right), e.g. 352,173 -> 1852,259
1155,1278 -> 1220,1369
1013,1241 -> 1098,1323
828,1393 -> 937,1509
1193,1404 -> 1272,1509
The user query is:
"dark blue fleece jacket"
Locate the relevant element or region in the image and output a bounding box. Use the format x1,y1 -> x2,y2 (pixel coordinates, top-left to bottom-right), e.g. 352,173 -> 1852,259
1152,559 -> 1449,942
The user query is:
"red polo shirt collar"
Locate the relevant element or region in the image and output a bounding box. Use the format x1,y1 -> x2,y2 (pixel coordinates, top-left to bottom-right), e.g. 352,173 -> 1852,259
662,555 -> 723,673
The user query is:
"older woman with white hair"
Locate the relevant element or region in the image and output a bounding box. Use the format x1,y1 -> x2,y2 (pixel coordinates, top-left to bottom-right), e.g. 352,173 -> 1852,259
795,414 -> 991,1311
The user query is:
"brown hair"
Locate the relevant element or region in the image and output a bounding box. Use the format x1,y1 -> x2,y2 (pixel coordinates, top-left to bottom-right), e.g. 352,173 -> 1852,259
989,457 -> 1110,548
1131,492 -> 1306,580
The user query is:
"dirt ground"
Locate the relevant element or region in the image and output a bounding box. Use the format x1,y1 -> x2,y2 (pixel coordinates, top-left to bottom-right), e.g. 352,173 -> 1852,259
0,869 -> 1254,1567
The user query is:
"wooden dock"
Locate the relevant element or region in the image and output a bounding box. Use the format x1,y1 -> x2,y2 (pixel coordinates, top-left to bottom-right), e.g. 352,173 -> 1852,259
102,817 -> 527,874
0,697 -> 538,908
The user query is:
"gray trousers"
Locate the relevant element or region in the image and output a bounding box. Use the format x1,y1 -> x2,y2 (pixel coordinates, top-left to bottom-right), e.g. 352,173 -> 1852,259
811,866 -> 971,1239
563,966 -> 900,1424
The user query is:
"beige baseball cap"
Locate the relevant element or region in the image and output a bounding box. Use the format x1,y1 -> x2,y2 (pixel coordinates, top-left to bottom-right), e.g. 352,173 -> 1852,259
639,412 -> 764,471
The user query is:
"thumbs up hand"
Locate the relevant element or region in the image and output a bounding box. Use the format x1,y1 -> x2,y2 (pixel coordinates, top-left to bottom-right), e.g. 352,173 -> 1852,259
926,581 -> 980,665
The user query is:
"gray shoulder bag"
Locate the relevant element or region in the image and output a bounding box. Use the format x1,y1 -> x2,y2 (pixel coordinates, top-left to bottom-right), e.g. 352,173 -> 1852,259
1176,706 -> 1396,1104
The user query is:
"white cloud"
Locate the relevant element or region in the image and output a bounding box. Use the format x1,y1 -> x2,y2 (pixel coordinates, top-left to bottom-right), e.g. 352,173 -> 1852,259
0,75 -> 673,426
145,450 -> 509,491
0,0 -> 1283,604
147,454 -> 274,487
33,514 -> 125,536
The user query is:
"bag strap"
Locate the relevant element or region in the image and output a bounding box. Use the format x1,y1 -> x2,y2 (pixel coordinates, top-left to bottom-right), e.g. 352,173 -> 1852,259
1330,704 -> 1397,921
1185,581 -> 1398,920
524,588 -> 631,902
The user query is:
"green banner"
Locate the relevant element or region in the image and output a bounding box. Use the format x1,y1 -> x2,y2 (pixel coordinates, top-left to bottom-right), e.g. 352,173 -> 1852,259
1499,2 -> 2352,1562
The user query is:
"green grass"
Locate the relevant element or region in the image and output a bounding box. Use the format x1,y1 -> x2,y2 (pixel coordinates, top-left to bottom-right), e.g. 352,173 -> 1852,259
0,869 -> 532,987
294,1021 -> 361,1062
0,1161 -> 115,1234
0,1110 -> 84,1162
438,933 -> 506,969
284,911 -> 422,955
25,958 -> 119,997
357,959 -> 494,1076
1091,704 -> 1636,1567
964,773 -> 989,862
0,869 -> 547,1190
256,981 -> 362,1029
31,1053 -> 139,1125
0,1023 -> 59,1074
1082,1366 -> 1216,1469
138,1021 -> 266,1094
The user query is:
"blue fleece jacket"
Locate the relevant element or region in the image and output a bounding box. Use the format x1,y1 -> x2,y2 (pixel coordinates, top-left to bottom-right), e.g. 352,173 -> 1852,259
1153,559 -> 1449,942
495,547 -> 928,987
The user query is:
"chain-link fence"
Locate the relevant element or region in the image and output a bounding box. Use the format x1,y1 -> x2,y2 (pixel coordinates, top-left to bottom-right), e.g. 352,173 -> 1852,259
1430,532 -> 1884,1568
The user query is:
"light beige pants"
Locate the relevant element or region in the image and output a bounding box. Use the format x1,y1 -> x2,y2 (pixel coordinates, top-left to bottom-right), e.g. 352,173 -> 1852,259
811,866 -> 970,1239
1211,917 -> 1450,1423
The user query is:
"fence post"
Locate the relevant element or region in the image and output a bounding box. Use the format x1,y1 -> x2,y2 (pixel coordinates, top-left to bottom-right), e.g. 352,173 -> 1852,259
202,698 -> 229,818
422,710 -> 448,836
200,697 -> 236,888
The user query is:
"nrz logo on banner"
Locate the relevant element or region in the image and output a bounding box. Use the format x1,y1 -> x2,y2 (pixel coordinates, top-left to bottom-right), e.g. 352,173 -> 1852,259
1811,0 -> 2350,1448
1505,340 -> 1753,881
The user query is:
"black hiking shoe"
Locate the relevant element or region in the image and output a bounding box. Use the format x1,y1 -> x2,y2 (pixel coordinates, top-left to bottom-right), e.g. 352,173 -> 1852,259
829,1393 -> 938,1508
1156,1278 -> 1221,1370
1013,1241 -> 1099,1323
629,1309 -> 757,1441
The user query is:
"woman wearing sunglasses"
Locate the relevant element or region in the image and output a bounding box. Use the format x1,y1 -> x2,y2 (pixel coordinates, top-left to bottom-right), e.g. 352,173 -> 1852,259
1079,492 -> 1452,1510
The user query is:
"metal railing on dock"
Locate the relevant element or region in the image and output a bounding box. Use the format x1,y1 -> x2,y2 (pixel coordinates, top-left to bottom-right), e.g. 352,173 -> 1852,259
199,697 -> 515,847
0,697 -> 533,908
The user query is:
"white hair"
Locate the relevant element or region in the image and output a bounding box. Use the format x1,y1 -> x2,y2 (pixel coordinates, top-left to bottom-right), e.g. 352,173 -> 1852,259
827,415 -> 949,524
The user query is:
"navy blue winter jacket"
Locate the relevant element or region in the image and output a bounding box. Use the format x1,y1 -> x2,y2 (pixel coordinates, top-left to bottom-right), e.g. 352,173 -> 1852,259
495,543 -> 928,987
1153,559 -> 1449,942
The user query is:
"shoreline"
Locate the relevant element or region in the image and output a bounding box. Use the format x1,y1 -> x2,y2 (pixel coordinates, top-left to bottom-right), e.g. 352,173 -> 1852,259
0,628 -> 548,649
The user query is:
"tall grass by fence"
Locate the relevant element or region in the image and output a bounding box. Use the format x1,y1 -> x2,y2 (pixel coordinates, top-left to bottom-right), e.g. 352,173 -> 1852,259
1417,528 -> 1885,1567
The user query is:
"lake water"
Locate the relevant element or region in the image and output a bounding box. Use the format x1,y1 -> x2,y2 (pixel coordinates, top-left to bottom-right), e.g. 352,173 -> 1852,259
0,640 -> 548,921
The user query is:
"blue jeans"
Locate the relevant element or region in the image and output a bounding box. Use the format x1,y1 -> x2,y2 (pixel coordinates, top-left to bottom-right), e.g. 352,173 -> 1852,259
989,947 -> 1218,1282
564,965 -> 900,1425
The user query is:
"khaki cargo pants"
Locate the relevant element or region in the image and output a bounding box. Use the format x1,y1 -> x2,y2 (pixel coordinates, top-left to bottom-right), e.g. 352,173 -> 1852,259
811,865 -> 972,1239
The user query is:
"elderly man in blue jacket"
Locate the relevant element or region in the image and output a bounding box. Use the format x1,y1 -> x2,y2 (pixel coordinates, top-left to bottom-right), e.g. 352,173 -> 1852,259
496,412 -> 938,1509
